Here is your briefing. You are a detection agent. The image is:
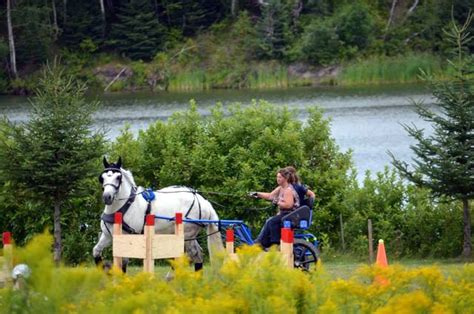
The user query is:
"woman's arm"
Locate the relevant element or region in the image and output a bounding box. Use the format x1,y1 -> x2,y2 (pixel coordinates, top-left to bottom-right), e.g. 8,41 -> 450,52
256,187 -> 280,201
306,189 -> 315,199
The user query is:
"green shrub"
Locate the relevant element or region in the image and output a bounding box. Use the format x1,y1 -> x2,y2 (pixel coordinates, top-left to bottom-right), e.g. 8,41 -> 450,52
110,101 -> 352,232
342,167 -> 464,258
298,19 -> 343,65
335,3 -> 375,53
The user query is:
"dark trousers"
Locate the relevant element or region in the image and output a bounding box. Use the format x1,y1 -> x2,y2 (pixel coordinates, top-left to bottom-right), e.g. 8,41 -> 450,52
258,213 -> 286,248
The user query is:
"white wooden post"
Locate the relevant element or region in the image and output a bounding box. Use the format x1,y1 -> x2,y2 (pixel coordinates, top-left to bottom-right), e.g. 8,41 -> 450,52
113,213 -> 123,270
280,227 -> 294,268
143,215 -> 155,273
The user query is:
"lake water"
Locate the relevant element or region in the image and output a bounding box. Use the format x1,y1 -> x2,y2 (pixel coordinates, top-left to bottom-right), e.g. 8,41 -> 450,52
0,84 -> 435,180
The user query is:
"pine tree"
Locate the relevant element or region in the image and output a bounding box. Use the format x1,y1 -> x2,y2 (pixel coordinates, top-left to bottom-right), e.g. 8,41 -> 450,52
255,0 -> 291,59
390,14 -> 474,258
13,3 -> 53,67
157,0 -> 224,36
60,1 -> 103,48
109,0 -> 165,60
0,64 -> 105,264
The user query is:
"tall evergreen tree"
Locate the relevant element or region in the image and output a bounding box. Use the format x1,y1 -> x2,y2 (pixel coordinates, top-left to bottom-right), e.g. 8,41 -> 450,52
109,0 -> 165,60
255,0 -> 291,59
13,3 -> 53,67
60,1 -> 103,47
0,64 -> 105,264
390,14 -> 474,258
157,0 -> 225,36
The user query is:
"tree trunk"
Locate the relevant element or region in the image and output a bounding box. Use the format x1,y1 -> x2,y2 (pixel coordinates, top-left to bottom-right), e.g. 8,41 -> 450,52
99,0 -> 105,21
53,201 -> 62,265
407,0 -> 419,15
7,0 -> 18,79
106,0 -> 114,13
63,0 -> 67,25
51,0 -> 59,39
384,0 -> 398,38
462,198 -> 472,258
99,0 -> 106,37
231,0 -> 238,17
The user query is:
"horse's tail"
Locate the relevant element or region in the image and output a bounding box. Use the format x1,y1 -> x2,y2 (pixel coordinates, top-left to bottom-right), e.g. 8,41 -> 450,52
207,205 -> 224,260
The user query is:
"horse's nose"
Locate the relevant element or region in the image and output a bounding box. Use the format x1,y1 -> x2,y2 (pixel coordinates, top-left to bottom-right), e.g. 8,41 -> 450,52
103,193 -> 113,205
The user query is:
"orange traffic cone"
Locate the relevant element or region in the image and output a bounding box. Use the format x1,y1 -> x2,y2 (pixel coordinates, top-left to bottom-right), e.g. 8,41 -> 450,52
376,239 -> 388,267
375,239 -> 389,286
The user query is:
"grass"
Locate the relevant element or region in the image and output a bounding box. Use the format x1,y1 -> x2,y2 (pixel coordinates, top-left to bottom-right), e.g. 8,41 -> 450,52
124,254 -> 472,282
339,52 -> 448,85
166,62 -> 313,91
168,70 -> 209,91
248,64 -> 289,89
322,258 -> 467,280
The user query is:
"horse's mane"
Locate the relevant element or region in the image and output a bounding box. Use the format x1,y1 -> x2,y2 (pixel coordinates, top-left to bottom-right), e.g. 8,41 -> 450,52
121,168 -> 137,188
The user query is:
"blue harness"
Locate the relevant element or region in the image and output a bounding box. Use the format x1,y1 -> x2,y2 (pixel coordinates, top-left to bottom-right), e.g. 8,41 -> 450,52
142,188 -> 155,202
101,187 -> 156,235
142,188 -> 155,225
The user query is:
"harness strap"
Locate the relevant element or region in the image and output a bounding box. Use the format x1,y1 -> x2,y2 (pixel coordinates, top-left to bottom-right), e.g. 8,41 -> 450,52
184,189 -> 203,220
101,186 -> 138,234
184,192 -> 196,219
141,188 -> 155,229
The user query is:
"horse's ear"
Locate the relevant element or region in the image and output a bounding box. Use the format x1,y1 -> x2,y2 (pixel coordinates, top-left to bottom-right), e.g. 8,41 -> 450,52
103,156 -> 110,168
117,156 -> 122,168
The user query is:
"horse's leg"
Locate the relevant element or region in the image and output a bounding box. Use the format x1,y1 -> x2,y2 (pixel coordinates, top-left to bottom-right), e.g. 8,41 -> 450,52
184,224 -> 204,271
185,239 -> 203,271
122,258 -> 129,273
92,228 -> 112,266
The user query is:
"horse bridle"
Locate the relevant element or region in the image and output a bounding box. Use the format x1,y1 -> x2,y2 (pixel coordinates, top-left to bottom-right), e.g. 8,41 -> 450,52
100,167 -> 139,234
99,168 -> 123,192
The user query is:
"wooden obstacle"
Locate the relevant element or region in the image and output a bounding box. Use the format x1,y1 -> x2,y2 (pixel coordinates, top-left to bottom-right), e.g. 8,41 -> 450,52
225,227 -> 294,268
112,213 -> 184,273
0,232 -> 13,287
280,227 -> 294,267
225,229 -> 238,261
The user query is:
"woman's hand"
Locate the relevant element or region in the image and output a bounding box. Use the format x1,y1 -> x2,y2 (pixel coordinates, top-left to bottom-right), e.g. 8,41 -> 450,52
248,192 -> 259,199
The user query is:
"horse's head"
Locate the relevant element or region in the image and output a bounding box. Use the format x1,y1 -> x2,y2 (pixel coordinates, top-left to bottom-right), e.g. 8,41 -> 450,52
99,156 -> 123,205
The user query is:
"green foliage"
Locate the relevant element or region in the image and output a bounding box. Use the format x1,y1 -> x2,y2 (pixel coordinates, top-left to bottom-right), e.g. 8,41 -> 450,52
156,0 -> 225,36
255,0 -> 292,60
297,19 -> 342,65
340,53 -> 445,84
1,235 -> 474,313
0,64 -> 106,261
342,168 -> 463,258
60,1 -> 103,48
335,3 -> 374,52
0,0 -> 472,91
109,0 -> 166,60
109,101 -> 352,235
390,15 -> 474,201
390,15 -> 474,256
13,4 -> 53,67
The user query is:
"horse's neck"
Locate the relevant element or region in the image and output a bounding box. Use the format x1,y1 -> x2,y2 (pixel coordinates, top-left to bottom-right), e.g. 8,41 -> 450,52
103,181 -> 136,215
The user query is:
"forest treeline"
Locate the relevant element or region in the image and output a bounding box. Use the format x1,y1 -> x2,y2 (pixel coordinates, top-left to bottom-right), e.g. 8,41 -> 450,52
1,0 -> 473,93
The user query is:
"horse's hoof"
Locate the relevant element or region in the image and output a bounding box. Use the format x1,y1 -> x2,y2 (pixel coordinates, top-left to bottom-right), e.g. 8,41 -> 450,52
194,263 -> 203,272
165,270 -> 174,281
103,261 -> 112,273
94,256 -> 103,266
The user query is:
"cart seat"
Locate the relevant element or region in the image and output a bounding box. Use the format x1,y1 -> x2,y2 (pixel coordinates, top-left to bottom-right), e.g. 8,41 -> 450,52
281,205 -> 312,230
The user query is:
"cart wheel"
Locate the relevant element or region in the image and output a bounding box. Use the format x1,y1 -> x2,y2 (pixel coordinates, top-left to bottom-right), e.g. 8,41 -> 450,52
293,239 -> 319,271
